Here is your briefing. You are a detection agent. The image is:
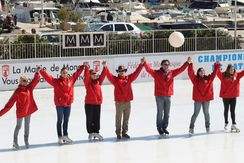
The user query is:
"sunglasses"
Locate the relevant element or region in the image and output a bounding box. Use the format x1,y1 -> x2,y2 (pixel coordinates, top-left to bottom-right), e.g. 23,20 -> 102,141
163,64 -> 169,66
22,80 -> 28,82
118,70 -> 125,73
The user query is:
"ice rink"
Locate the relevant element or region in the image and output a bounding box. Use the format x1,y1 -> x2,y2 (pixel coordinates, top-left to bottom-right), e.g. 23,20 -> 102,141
1,79 -> 244,163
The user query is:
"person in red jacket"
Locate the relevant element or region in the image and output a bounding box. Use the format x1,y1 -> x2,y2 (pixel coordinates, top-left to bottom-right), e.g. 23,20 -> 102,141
0,70 -> 40,150
39,65 -> 84,144
83,62 -> 106,141
143,57 -> 191,136
188,61 -> 220,135
104,59 -> 144,140
217,64 -> 244,132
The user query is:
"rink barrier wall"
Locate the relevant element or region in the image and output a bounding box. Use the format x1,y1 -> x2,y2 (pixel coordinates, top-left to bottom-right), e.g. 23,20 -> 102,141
0,50 -> 244,91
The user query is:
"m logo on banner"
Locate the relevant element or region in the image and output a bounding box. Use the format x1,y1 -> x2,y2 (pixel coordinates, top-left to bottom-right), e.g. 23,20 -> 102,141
62,32 -> 106,49
2,65 -> 10,77
64,34 -> 77,47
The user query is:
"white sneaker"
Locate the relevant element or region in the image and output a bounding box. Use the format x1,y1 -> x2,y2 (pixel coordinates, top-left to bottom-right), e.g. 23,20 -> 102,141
13,142 -> 19,150
62,136 -> 73,144
94,133 -> 103,141
224,124 -> 228,130
231,124 -> 240,133
88,133 -> 94,141
58,137 -> 64,145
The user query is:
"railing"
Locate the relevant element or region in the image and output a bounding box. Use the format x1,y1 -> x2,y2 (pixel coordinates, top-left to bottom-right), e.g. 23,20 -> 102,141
0,29 -> 243,60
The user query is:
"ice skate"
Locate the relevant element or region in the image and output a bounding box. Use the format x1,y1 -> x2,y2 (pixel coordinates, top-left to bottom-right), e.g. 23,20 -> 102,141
122,133 -> 130,139
189,128 -> 194,135
231,125 -> 240,133
58,137 -> 64,145
224,123 -> 228,131
25,141 -> 29,149
163,129 -> 169,136
13,142 -> 19,150
206,128 -> 210,133
93,133 -> 103,141
62,136 -> 73,144
157,128 -> 164,135
117,134 -> 122,140
24,136 -> 29,149
88,133 -> 94,142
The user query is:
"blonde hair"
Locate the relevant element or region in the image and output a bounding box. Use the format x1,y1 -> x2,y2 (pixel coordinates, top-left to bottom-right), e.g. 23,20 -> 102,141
19,76 -> 28,83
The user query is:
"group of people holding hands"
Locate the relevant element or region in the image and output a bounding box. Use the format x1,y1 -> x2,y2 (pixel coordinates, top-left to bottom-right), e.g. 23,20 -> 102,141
0,56 -> 243,150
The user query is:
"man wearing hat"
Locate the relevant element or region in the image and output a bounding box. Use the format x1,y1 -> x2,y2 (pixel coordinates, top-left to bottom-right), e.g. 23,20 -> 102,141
104,59 -> 145,140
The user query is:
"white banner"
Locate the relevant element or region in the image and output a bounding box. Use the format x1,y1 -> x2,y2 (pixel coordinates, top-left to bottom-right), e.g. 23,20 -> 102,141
1,50 -> 244,91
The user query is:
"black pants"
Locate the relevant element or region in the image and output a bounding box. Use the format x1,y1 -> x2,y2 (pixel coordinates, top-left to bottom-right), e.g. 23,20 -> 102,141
223,98 -> 236,125
85,104 -> 101,134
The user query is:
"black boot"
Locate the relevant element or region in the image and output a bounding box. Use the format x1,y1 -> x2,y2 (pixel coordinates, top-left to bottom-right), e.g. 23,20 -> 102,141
157,128 -> 164,135
163,128 -> 169,135
122,133 -> 130,139
117,134 -> 122,140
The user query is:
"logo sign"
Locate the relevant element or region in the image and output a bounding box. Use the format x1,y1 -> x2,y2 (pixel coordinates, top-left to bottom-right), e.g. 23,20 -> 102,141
62,32 -> 106,49
79,34 -> 91,46
93,61 -> 100,72
93,33 -> 105,46
64,34 -> 77,48
2,64 -> 10,77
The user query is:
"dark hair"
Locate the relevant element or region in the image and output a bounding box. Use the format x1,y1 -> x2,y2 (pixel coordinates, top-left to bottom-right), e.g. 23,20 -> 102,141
224,64 -> 235,78
61,67 -> 68,73
196,67 -> 204,77
161,60 -> 170,66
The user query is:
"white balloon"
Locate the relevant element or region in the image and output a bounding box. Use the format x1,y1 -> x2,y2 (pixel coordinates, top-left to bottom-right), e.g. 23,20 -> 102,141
168,32 -> 185,48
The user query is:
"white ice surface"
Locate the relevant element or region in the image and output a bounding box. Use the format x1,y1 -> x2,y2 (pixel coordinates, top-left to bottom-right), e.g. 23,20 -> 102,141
1,79 -> 244,163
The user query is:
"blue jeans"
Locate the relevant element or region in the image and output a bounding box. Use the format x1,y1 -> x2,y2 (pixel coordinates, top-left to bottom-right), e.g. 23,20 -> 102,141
155,96 -> 171,130
189,101 -> 210,129
56,106 -> 71,137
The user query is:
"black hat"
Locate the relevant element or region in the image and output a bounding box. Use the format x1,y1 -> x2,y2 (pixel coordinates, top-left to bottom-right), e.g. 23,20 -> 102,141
116,65 -> 127,73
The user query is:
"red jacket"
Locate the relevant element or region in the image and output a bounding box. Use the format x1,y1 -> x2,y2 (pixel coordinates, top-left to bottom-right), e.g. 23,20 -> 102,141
0,73 -> 40,118
105,63 -> 144,102
188,63 -> 219,102
217,68 -> 244,98
144,62 -> 189,96
83,66 -> 106,105
40,66 -> 83,106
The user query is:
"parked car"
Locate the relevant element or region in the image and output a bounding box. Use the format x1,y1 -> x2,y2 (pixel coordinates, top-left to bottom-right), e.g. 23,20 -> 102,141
85,22 -> 142,36
0,13 -> 15,34
38,31 -> 61,45
158,22 -> 208,30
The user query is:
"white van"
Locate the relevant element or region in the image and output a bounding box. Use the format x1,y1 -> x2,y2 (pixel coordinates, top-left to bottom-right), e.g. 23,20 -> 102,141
85,22 -> 141,35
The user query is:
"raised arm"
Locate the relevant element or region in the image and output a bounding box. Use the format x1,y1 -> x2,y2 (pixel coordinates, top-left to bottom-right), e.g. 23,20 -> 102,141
71,65 -> 84,82
187,63 -> 195,83
128,60 -> 144,82
0,92 -> 18,117
144,58 -> 156,78
98,66 -> 106,84
209,62 -> 220,80
172,57 -> 191,77
28,70 -> 40,90
40,69 -> 55,86
216,63 -> 223,80
104,66 -> 116,85
83,64 -> 90,85
237,70 -> 244,79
